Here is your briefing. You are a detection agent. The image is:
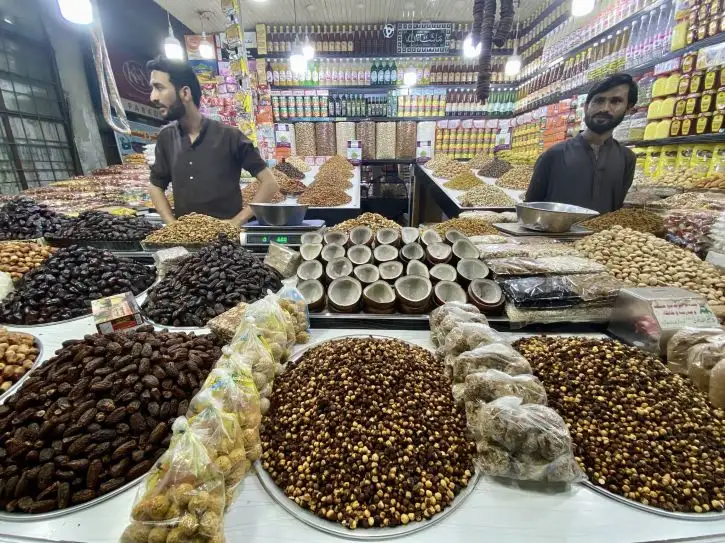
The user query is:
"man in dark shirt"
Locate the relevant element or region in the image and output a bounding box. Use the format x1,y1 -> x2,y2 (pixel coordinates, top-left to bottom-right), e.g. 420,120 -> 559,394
147,57 -> 278,225
525,73 -> 638,213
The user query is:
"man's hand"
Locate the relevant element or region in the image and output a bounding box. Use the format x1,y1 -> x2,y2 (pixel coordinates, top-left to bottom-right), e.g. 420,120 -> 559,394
224,217 -> 244,227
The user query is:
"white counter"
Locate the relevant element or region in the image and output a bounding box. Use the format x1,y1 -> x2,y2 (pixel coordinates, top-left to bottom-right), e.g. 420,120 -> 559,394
1,320 -> 724,543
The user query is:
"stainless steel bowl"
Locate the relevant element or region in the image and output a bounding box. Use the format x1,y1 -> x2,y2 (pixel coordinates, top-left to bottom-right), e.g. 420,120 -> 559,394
516,202 -> 599,233
251,203 -> 309,226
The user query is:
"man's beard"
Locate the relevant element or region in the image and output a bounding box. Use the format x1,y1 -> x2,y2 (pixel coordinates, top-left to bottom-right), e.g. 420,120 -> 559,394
584,111 -> 625,134
154,96 -> 186,121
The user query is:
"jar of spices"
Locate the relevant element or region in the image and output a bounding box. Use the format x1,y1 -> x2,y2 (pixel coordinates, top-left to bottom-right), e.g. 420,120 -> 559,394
696,112 -> 713,134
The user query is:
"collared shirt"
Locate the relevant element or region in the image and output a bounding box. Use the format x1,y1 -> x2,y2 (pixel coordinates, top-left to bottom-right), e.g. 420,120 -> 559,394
525,134 -> 635,213
150,117 -> 267,219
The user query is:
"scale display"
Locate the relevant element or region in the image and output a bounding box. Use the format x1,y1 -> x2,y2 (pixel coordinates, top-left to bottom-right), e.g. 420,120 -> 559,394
244,233 -> 304,245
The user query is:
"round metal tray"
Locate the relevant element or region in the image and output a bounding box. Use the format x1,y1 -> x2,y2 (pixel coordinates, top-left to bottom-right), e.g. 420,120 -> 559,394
256,334 -> 480,539
142,316 -> 209,331
0,333 -> 43,405
582,481 -> 725,521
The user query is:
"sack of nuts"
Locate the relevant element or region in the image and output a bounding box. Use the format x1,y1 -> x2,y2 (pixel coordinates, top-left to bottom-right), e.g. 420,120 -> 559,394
120,418 -> 226,543
666,327 -> 725,375
277,279 -> 311,344
231,294 -> 295,364
429,302 -> 488,347
436,322 -> 508,360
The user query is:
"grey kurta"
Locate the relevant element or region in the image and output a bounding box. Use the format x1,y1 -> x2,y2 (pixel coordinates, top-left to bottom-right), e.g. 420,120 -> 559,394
525,134 -> 635,213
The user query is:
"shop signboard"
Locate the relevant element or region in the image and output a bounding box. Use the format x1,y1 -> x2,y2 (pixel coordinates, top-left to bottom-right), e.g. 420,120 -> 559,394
396,23 -> 452,54
112,118 -> 160,164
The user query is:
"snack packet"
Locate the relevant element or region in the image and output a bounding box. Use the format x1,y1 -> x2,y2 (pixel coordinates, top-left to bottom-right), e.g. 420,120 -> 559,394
429,302 -> 488,347
436,322 -> 509,361
462,369 -> 547,407
277,278 -> 311,344
447,343 -> 532,383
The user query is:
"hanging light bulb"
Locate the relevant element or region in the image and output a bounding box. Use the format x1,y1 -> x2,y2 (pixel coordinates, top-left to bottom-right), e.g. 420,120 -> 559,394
57,0 -> 93,25
571,0 -> 595,17
199,33 -> 215,60
290,42 -> 307,74
302,38 -> 315,60
463,34 -> 482,59
505,55 -> 522,76
164,14 -> 184,60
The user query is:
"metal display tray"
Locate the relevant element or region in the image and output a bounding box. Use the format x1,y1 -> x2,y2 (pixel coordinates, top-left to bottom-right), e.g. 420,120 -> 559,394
255,334 -> 480,539
581,481 -> 725,521
309,311 -> 507,330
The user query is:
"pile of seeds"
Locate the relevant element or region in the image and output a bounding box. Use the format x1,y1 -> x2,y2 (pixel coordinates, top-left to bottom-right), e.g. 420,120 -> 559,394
432,218 -> 499,237
495,165 -> 533,191
581,208 -> 663,234
273,170 -> 307,195
467,153 -> 494,170
649,192 -> 725,210
143,213 -> 241,246
443,172 -> 484,191
298,186 -> 351,207
478,159 -> 511,178
458,184 -> 516,208
333,213 -> 400,233
514,336 -> 725,514
44,211 -> 158,241
261,337 -> 475,529
430,158 -> 470,179
0,325 -> 219,514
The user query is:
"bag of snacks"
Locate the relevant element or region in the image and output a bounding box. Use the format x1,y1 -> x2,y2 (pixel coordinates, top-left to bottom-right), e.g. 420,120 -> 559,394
447,343 -> 532,383
232,294 -> 294,363
686,337 -> 725,393
666,327 -> 725,375
709,360 -> 725,409
429,302 -> 488,347
436,322 -> 507,360
188,403 -> 251,508
277,278 -> 311,344
120,418 -> 226,543
462,369 -> 547,407
224,323 -> 277,414
468,396 -> 585,483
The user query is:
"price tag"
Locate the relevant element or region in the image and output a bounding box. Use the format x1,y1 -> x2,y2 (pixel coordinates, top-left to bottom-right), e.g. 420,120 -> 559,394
652,300 -> 719,329
416,140 -> 432,162
346,140 -> 362,165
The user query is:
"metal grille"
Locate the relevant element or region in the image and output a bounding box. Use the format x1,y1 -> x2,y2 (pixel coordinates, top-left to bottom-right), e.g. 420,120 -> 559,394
0,22 -> 78,194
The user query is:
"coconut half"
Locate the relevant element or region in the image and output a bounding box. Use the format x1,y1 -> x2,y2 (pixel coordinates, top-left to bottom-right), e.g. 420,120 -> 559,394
400,242 -> 425,263
326,257 -> 353,281
420,229 -> 442,247
457,258 -> 490,282
434,281 -> 467,305
348,244 -> 373,266
363,280 -> 397,305
378,261 -> 404,282
469,278 -> 503,304
394,275 -> 433,304
401,227 -> 420,245
429,263 -> 457,283
300,243 -> 322,261
327,276 -> 362,310
426,242 -> 452,264
374,244 -> 399,263
320,243 -> 345,263
297,260 -> 324,281
297,279 -> 325,306
354,264 -> 380,285
349,225 -> 373,246
406,259 -> 430,279
445,229 -> 468,244
375,227 -> 400,246
324,230 -> 349,246
452,239 -> 479,260
301,232 -> 323,245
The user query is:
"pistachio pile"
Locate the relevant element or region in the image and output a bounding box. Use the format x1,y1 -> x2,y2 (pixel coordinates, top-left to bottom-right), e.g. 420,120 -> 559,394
261,337 -> 475,529
580,208 -> 663,235
458,184 -> 516,208
444,172 -> 483,191
143,214 -> 241,246
515,336 -> 725,514
495,165 -> 533,191
432,218 -> 499,237
333,213 -> 400,233
575,226 -> 725,305
430,157 -> 470,179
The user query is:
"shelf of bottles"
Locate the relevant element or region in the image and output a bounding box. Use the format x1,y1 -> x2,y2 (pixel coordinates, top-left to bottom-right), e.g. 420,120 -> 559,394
435,126 -> 500,159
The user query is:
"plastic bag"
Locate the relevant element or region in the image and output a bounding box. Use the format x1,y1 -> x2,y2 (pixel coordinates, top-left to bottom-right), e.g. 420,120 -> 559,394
710,360 -> 725,409
429,302 -> 487,347
315,122 -> 336,156
436,322 -> 508,360
505,303 -> 613,330
462,369 -> 546,406
686,337 -> 725,393
264,242 -> 301,279
208,302 -> 248,344
188,403 -> 251,508
356,121 -> 375,160
277,278 -> 311,344
501,274 -> 623,309
224,323 -> 277,414
294,123 -> 316,156
447,343 -> 532,383
468,396 -> 585,483
666,327 -> 725,375
0,272 -> 13,300
396,121 -> 416,159
486,256 -> 606,276
120,418 -> 226,543
232,294 -> 294,363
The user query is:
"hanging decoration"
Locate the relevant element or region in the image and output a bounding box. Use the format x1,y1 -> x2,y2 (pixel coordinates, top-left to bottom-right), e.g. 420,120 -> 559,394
472,0 -> 516,103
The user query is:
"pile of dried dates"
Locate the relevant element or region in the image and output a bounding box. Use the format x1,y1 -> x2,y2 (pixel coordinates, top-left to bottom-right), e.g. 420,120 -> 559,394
142,235 -> 282,327
0,246 -> 155,325
0,198 -> 67,240
44,211 -> 159,241
0,325 -> 220,514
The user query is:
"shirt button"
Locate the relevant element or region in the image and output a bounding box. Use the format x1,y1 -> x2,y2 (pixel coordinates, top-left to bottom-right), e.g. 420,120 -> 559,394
190,176 -> 194,180
189,161 -> 193,165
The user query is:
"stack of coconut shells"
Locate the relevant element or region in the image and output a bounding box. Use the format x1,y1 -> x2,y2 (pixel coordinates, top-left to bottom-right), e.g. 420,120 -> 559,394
295,226 -> 505,315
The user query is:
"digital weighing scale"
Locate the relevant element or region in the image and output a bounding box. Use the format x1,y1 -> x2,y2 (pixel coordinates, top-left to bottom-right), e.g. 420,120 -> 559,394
240,220 -> 325,248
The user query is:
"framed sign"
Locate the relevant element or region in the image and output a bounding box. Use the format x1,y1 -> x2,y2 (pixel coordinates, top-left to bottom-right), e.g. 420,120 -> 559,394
396,22 -> 452,54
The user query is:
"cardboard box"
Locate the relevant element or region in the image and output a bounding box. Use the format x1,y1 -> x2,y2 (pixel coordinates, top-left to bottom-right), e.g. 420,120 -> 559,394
92,292 -> 143,334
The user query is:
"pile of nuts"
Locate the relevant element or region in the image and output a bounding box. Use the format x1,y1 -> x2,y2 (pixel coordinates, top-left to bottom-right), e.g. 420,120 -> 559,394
272,170 -> 307,196
0,329 -> 40,392
432,218 -> 499,237
298,157 -> 353,207
44,211 -> 158,242
515,336 -> 725,514
0,325 -> 220,514
261,337 -> 475,529
430,157 -> 470,179
495,165 -> 533,191
275,162 -> 305,180
467,153 -> 494,170
0,246 -> 155,325
694,172 -> 725,190
443,172 -> 484,191
0,242 -> 54,281
649,192 -> 725,210
580,208 -> 664,235
0,198 -> 66,240
333,213 -> 400,233
478,159 -> 512,178
576,226 -> 725,305
298,186 -> 351,207
458,184 -> 516,208
294,123 -> 316,156
143,213 -> 241,246
242,181 -> 286,204
142,235 -> 282,327
284,156 -> 311,173
639,170 -> 698,188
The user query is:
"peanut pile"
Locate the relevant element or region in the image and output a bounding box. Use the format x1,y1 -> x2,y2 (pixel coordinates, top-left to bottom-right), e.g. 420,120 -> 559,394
0,242 -> 54,281
0,329 -> 39,392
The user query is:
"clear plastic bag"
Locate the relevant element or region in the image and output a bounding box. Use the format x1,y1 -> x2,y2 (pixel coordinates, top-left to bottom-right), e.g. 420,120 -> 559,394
188,403 -> 251,508
152,247 -> 189,279
208,302 -> 248,344
375,122 -> 396,159
463,369 -> 546,406
396,121 -> 417,159
501,273 -> 623,309
447,343 -> 532,383
468,396 -> 585,483
486,256 -> 606,276
709,360 -> 725,409
277,278 -> 311,344
120,418 -> 226,543
429,302 -> 487,347
315,122 -> 336,156
264,242 -> 301,279
666,327 -> 725,375
232,294 -> 294,363
505,303 -> 613,330
294,123 -> 316,156
436,322 -> 507,360
356,121 -> 376,160
686,337 -> 725,393
0,272 -> 13,301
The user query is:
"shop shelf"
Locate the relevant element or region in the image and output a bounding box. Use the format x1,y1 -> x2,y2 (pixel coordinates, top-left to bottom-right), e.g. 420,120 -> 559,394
619,133 -> 725,147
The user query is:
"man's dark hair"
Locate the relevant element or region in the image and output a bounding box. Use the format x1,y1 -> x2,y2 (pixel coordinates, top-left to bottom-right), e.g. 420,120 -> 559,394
146,56 -> 202,107
585,73 -> 638,107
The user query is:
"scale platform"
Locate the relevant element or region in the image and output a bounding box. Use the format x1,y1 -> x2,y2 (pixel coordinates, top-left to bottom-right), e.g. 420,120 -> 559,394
240,219 -> 325,246
494,222 -> 593,238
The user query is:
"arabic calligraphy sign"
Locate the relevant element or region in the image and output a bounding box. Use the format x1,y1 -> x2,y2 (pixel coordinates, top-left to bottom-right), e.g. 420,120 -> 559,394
396,22 -> 452,54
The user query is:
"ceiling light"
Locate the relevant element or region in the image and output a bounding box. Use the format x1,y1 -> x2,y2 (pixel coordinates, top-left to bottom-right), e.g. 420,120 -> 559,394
403,67 -> 417,87
199,33 -> 215,59
302,38 -> 314,60
57,0 -> 93,25
505,55 -> 521,76
463,34 -> 482,58
2,17 -> 12,25
571,0 -> 595,17
164,16 -> 184,60
290,42 -> 307,74
251,0 -> 268,3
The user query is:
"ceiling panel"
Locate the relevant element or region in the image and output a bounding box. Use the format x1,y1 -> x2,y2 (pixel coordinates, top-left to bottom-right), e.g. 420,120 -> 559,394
154,0 -> 544,33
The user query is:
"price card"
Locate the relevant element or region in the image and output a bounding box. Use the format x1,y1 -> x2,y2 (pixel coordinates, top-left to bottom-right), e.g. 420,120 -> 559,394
346,140 -> 362,165
652,300 -> 719,330
416,140 -> 432,162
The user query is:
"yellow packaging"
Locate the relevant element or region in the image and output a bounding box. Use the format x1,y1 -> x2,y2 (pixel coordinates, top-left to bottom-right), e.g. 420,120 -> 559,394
652,77 -> 668,97
670,21 -> 688,51
644,146 -> 662,178
676,144 -> 695,170
665,73 -> 681,95
655,145 -> 679,177
647,99 -> 663,119
690,144 -> 715,173
661,96 -> 677,117
708,144 -> 725,174
644,122 -> 660,139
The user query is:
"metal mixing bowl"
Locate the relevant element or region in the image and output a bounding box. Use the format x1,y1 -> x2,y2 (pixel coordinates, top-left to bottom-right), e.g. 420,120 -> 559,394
516,202 -> 599,233
250,203 -> 308,226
